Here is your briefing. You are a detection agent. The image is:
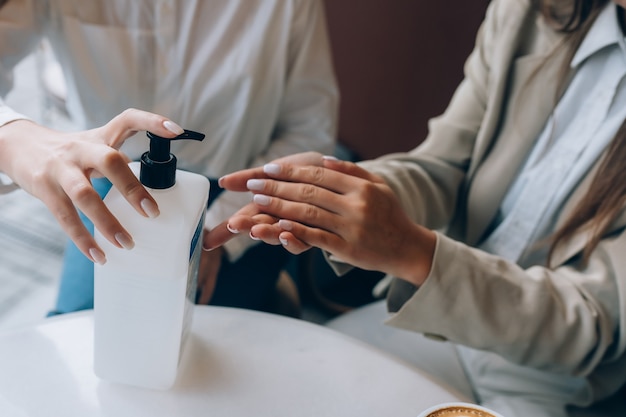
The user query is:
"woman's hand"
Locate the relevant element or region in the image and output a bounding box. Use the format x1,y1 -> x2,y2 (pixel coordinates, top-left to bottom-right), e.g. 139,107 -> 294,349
0,108 -> 185,264
202,152 -> 325,250
210,156 -> 436,287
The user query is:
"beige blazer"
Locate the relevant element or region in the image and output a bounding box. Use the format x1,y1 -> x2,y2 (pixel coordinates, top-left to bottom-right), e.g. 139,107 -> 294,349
356,0 -> 626,403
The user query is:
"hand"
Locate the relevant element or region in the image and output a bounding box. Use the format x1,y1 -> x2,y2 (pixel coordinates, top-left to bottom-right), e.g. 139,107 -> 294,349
235,158 -> 437,287
197,243 -> 223,305
0,108 -> 185,264
202,151 -> 326,250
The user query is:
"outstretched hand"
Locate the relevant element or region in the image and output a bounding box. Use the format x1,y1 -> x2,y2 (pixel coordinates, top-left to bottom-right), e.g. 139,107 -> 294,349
0,108 -> 185,264
202,151 -> 326,250
204,153 -> 436,286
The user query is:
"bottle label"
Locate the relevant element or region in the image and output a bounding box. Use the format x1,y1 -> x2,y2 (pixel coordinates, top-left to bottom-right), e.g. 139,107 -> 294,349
180,211 -> 205,353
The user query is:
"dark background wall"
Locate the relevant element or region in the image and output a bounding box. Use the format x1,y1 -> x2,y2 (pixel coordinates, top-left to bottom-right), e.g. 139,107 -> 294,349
323,0 -> 490,160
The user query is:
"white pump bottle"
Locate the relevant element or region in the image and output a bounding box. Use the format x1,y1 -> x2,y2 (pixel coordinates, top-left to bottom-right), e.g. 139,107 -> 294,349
93,130 -> 210,390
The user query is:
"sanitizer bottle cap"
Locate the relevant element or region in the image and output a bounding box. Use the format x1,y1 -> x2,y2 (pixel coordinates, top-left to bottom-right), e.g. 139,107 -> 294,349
140,130 -> 205,189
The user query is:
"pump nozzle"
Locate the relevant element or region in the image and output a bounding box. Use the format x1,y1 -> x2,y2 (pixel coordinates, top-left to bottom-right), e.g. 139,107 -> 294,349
141,129 -> 205,189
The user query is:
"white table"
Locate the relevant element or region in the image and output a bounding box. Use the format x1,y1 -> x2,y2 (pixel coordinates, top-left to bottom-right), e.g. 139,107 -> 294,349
0,306 -> 462,416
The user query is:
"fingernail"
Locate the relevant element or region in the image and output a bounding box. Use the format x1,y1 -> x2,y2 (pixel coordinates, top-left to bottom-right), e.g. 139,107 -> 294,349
253,194 -> 271,206
263,163 -> 281,175
115,232 -> 135,250
279,236 -> 289,246
249,231 -> 261,241
218,177 -> 225,188
89,248 -> 107,265
247,179 -> 265,191
227,224 -> 240,234
163,120 -> 184,135
141,198 -> 160,218
202,244 -> 215,252
322,155 -> 339,161
278,219 -> 293,231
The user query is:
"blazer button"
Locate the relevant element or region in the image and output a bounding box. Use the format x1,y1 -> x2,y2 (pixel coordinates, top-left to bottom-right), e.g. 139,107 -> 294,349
423,333 -> 448,342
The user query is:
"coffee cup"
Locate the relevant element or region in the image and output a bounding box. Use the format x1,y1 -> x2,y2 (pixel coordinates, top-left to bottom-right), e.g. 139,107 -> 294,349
417,402 -> 504,417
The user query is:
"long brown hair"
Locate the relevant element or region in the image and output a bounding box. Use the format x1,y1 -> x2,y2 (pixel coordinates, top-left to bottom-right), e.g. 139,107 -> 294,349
535,0 -> 626,265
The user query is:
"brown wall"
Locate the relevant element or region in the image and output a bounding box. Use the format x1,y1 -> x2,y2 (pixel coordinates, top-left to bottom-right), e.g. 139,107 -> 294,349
323,0 -> 489,160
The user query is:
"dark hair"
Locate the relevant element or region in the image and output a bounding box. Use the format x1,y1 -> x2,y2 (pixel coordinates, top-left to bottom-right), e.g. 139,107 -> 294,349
534,0 -> 626,265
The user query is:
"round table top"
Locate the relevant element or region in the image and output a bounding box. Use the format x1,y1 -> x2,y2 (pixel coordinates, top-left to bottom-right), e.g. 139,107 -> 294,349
0,306 -> 462,417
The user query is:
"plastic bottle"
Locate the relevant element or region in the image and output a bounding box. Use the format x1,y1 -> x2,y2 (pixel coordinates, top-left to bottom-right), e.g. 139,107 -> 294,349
93,130 -> 210,390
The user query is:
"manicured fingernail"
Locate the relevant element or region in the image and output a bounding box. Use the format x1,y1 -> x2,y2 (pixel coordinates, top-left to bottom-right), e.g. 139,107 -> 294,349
163,120 -> 184,135
89,248 -> 107,265
322,155 -> 338,161
246,179 -> 265,191
253,194 -> 271,206
227,224 -> 240,234
115,232 -> 135,250
249,232 -> 261,241
279,236 -> 289,246
278,219 -> 293,231
141,198 -> 160,218
263,163 -> 281,175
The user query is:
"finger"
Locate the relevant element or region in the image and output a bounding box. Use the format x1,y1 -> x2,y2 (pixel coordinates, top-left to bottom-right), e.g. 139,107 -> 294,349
246,178 -> 344,215
202,221 -> 235,251
276,219 -> 343,256
261,163 -> 366,195
218,152 -> 326,191
322,157 -> 384,183
202,202 -> 271,250
84,146 -> 160,219
218,167 -> 267,192
100,108 -> 185,149
228,213 -> 279,233
56,167 -> 133,251
38,188 -> 107,264
203,212 -> 278,250
272,151 -> 325,166
277,231 -> 312,255
249,222 -> 286,246
250,193 -> 343,235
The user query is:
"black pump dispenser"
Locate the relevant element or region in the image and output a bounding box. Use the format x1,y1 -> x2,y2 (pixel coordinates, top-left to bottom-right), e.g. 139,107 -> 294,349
140,129 -> 205,189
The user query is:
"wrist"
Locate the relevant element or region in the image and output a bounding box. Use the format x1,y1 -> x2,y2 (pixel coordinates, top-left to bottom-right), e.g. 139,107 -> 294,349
0,119 -> 37,174
394,225 -> 436,287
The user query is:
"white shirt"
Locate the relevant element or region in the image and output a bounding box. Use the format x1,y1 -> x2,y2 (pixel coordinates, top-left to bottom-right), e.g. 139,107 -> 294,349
479,3 -> 626,268
0,0 -> 339,259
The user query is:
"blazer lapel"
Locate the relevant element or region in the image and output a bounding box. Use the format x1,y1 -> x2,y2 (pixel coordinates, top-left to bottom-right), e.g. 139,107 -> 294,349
465,17 -> 571,245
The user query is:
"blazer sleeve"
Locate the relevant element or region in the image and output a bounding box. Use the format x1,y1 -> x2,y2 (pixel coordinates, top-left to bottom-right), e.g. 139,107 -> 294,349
386,229 -> 626,395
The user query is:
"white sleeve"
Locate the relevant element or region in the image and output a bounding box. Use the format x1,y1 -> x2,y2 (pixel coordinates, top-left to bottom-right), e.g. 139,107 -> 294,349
205,0 -> 339,261
0,108 -> 31,193
0,0 -> 45,192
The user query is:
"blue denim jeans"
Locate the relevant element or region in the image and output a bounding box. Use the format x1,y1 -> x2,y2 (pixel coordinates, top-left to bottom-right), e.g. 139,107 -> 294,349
51,177 -> 289,315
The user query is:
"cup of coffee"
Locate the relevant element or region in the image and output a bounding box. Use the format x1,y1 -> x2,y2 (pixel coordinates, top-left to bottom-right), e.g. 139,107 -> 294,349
417,402 -> 504,417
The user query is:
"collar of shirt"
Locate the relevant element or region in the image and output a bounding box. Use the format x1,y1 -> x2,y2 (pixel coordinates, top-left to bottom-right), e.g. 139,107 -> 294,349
571,3 -> 626,68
